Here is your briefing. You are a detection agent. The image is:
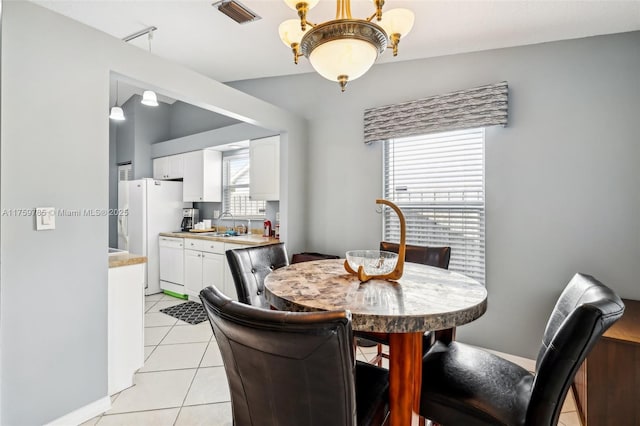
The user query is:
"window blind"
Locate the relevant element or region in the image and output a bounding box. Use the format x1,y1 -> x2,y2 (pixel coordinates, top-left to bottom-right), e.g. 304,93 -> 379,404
223,150 -> 266,217
383,128 -> 485,284
365,81 -> 507,144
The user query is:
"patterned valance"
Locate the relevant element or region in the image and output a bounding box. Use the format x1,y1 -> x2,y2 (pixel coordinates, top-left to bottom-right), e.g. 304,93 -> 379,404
363,82 -> 508,144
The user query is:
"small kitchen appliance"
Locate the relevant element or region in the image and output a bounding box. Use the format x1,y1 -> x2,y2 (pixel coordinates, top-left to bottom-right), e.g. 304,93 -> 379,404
181,208 -> 199,231
263,219 -> 272,237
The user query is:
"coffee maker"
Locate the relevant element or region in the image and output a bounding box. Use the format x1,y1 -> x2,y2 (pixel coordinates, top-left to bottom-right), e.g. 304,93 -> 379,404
181,208 -> 199,231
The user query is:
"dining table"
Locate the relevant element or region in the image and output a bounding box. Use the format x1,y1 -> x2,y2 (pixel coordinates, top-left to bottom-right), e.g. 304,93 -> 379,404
264,258 -> 488,426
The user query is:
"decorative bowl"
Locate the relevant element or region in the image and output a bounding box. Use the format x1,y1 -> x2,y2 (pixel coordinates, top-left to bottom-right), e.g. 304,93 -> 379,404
345,250 -> 399,276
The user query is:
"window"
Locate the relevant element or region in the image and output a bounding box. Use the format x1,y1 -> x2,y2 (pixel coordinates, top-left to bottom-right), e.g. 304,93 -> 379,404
383,128 -> 485,284
223,150 -> 265,218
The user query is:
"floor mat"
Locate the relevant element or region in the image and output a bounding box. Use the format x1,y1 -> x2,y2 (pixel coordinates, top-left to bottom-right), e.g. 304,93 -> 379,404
159,301 -> 208,325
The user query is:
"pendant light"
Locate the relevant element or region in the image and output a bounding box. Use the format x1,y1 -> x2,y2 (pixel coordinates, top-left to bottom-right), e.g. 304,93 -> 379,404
109,81 -> 125,121
140,31 -> 159,107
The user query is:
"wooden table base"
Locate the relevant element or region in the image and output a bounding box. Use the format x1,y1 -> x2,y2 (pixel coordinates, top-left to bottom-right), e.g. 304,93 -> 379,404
389,332 -> 423,426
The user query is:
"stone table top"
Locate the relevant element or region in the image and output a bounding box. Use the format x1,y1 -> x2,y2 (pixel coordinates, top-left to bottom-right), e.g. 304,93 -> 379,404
264,259 -> 488,333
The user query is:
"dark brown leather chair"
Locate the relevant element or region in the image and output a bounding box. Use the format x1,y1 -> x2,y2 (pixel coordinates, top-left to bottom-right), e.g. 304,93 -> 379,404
358,242 -> 452,366
379,241 -> 451,270
419,273 -> 625,426
200,285 -> 390,426
225,242 -> 289,308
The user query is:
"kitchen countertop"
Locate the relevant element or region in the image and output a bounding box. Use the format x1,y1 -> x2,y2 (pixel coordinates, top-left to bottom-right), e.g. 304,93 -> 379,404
108,253 -> 147,268
159,232 -> 280,246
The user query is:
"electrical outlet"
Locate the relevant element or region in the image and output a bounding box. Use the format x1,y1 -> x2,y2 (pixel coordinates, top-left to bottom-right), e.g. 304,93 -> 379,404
214,210 -> 220,219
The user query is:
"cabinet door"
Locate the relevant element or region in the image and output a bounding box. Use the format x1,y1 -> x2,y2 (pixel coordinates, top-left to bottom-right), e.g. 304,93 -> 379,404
250,136 -> 280,200
202,150 -> 222,202
202,253 -> 225,294
153,157 -> 169,180
183,151 -> 203,202
168,154 -> 184,179
183,150 -> 222,202
184,249 -> 203,297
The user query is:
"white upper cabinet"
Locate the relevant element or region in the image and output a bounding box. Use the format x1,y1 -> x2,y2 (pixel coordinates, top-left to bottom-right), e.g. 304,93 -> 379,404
183,149 -> 222,202
249,136 -> 280,201
153,154 -> 184,180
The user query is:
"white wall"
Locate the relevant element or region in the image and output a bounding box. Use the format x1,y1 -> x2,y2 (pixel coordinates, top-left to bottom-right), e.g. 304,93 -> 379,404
0,2 -> 307,424
229,30 -> 640,358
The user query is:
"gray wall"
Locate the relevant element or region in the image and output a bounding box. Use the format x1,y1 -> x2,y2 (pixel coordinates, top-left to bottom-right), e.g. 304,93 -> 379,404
1,4 -> 110,423
115,101 -> 135,165
109,122 -> 118,248
0,2 -> 307,424
229,31 -> 640,358
131,95 -> 171,179
151,123 -> 278,158
169,101 -> 241,140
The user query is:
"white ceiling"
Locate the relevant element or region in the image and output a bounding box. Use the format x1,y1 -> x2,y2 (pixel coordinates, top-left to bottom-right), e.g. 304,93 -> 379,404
35,0 -> 640,85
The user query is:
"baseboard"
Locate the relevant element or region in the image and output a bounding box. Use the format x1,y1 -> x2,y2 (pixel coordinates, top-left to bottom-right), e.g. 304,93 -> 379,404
45,395 -> 110,426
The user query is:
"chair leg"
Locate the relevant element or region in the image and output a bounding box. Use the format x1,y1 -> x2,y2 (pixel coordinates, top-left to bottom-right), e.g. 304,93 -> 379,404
377,343 -> 383,367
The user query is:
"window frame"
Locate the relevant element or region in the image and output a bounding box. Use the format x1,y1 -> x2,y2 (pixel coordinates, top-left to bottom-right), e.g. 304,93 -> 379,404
382,128 -> 486,284
222,149 -> 266,219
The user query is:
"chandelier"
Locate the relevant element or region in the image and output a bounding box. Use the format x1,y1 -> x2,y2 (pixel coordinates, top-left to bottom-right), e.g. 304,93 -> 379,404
279,0 -> 414,92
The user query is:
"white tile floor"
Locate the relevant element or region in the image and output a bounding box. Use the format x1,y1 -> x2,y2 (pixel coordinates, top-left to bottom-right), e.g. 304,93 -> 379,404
83,293 -> 582,425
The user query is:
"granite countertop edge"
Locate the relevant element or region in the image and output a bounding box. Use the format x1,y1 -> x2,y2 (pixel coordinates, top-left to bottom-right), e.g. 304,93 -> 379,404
108,253 -> 147,268
159,232 -> 280,246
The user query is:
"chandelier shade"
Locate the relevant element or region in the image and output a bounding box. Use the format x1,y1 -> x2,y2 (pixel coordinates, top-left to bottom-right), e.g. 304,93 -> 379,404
278,19 -> 307,47
278,0 -> 414,91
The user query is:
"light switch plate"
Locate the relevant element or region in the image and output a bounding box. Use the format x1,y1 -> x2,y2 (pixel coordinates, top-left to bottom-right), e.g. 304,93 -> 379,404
36,207 -> 55,230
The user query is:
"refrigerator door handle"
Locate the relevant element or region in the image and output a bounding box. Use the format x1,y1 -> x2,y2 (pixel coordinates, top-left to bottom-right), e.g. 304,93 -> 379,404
118,207 -> 129,246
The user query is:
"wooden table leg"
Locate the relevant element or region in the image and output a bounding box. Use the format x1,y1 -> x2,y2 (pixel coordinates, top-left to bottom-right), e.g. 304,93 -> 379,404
388,332 -> 423,426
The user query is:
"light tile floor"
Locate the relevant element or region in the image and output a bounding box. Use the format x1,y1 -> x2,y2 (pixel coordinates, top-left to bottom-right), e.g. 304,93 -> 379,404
83,293 -> 582,425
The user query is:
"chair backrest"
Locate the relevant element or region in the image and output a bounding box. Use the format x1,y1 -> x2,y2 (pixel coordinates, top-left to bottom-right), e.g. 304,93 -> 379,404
225,242 -> 289,308
528,273 -> 625,425
200,285 -> 358,426
379,241 -> 451,269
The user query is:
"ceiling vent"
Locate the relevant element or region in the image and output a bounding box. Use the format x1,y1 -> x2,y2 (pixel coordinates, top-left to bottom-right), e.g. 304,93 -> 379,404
214,1 -> 261,24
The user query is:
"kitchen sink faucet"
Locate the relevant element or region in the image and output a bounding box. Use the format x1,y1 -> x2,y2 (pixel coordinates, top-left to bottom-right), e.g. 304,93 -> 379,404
217,211 -> 235,233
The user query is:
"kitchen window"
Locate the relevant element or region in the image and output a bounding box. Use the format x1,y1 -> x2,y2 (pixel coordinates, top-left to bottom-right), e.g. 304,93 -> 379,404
383,128 -> 485,284
223,150 -> 266,218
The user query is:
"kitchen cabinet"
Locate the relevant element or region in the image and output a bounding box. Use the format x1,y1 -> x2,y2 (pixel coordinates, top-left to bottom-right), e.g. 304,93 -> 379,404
249,136 -> 280,200
183,239 -> 231,301
183,149 -> 222,202
153,154 -> 184,180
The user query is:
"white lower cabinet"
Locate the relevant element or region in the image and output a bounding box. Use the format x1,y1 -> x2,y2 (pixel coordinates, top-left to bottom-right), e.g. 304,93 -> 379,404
184,239 -> 240,301
202,252 -> 224,293
181,239 -> 255,302
184,249 -> 204,299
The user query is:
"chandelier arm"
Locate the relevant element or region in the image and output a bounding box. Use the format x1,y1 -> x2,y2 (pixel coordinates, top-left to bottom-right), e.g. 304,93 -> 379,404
365,12 -> 377,22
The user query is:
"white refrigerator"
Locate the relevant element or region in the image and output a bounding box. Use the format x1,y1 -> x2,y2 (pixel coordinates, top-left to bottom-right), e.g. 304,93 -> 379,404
118,178 -> 185,295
